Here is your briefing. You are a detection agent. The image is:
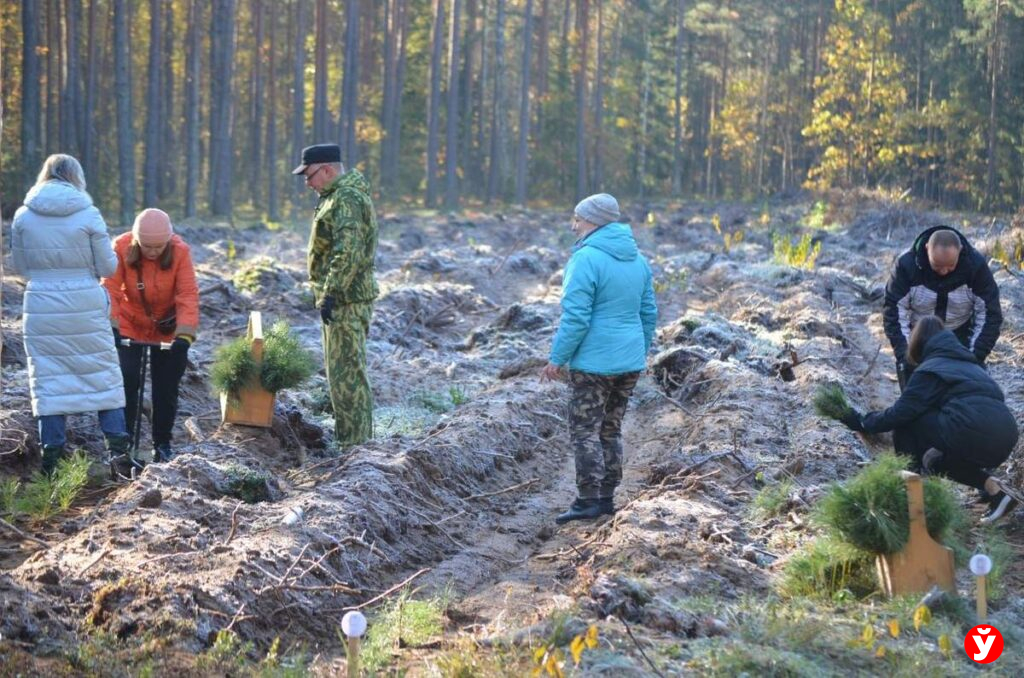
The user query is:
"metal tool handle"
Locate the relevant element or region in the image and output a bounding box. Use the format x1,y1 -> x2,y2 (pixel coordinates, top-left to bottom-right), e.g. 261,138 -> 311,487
118,338 -> 172,350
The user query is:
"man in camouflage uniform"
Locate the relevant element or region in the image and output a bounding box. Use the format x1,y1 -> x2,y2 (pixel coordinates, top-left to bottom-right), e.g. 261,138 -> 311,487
293,144 -> 379,445
542,193 -> 657,525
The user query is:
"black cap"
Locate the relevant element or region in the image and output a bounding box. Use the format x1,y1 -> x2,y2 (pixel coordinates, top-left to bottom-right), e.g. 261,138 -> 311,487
292,143 -> 342,174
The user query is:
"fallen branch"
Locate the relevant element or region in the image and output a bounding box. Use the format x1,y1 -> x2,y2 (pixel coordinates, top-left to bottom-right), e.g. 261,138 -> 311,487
224,501 -> 243,545
0,517 -> 49,550
461,478 -> 539,501
143,550 -> 200,565
344,567 -> 431,611
856,343 -> 883,385
620,616 -> 666,678
78,547 -> 111,576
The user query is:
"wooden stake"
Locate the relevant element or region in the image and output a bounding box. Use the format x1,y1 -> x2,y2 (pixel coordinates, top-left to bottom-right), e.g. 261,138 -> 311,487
977,575 -> 987,621
347,636 -> 360,677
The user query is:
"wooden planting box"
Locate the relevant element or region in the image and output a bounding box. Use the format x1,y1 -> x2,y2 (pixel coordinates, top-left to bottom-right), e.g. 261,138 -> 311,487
220,311 -> 276,428
875,471 -> 955,597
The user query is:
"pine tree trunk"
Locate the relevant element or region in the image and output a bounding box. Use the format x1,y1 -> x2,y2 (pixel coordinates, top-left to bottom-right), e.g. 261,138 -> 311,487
592,0 -> 604,191
637,15 -> 650,201
113,0 -> 135,225
266,8 -> 280,220
21,0 -> 42,188
671,0 -> 684,194
292,0 -> 308,210
144,0 -> 163,207
381,0 -> 396,188
474,0 -> 491,197
459,0 -> 477,196
313,0 -> 328,142
485,0 -> 507,203
986,0 -> 1001,206
444,0 -> 463,209
574,0 -> 588,200
251,0 -> 266,206
185,0 -> 201,217
386,0 -> 409,190
44,0 -> 58,155
63,0 -> 82,156
82,0 -> 98,179
341,0 -> 360,167
209,0 -> 237,217
425,0 -> 446,206
159,0 -> 176,198
514,0 -> 533,205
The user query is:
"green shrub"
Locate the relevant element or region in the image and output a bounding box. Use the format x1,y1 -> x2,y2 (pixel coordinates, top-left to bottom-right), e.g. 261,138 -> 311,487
773,232 -> 822,269
232,256 -> 277,293
751,479 -> 795,519
211,321 -> 317,400
224,465 -> 273,504
2,452 -> 91,521
448,385 -> 470,407
261,322 -> 318,393
813,383 -> 851,420
0,477 -> 19,517
210,337 -> 258,401
778,536 -> 876,599
816,454 -> 965,555
360,589 -> 449,673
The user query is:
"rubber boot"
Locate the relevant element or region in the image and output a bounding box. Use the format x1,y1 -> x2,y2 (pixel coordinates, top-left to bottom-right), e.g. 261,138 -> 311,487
154,442 -> 173,463
105,434 -> 136,480
40,445 -> 64,476
555,498 -> 604,525
599,497 -> 616,516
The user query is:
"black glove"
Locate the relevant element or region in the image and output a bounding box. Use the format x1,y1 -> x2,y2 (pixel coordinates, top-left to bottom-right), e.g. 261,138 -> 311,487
170,336 -> 191,357
320,296 -> 335,324
973,350 -> 987,366
839,408 -> 865,432
113,326 -> 122,347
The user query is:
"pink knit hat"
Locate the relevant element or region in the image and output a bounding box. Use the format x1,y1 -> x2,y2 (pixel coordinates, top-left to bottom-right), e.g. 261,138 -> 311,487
132,208 -> 174,246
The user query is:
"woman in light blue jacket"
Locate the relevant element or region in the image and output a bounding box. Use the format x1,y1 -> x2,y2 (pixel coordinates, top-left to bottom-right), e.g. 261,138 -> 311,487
541,193 -> 657,524
11,154 -> 130,475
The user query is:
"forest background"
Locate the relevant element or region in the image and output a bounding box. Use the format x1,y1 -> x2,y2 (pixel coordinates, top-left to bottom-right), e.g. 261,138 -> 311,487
2,0 -> 1023,226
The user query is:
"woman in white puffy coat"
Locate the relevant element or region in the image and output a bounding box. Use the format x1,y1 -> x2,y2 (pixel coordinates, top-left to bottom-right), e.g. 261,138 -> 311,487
11,154 -> 130,475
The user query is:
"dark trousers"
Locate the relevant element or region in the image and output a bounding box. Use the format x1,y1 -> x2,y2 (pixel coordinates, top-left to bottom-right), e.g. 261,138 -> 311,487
892,411 -> 1009,490
568,370 -> 640,499
118,344 -> 187,447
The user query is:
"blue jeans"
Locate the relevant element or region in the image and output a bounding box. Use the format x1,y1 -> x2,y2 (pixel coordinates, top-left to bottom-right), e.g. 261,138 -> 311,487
38,409 -> 127,447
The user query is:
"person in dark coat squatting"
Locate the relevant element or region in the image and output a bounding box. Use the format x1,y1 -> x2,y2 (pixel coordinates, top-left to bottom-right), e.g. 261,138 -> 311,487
841,316 -> 1020,524
883,226 -> 1002,391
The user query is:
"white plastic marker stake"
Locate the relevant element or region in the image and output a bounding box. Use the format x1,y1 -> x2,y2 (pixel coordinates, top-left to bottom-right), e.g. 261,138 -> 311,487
970,553 -> 993,621
281,506 -> 303,526
341,610 -> 367,677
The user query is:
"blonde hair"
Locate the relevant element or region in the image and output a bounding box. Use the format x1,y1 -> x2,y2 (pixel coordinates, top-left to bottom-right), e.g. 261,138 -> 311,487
35,154 -> 87,191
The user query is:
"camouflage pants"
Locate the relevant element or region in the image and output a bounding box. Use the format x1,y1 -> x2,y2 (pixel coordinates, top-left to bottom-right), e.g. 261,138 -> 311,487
323,302 -> 374,445
568,370 -> 640,499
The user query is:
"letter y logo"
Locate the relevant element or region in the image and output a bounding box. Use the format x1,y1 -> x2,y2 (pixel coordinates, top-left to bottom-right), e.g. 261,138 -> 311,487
965,625 -> 1003,664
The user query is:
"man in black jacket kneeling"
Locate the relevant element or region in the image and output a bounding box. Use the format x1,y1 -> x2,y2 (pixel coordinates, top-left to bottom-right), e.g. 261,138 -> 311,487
883,226 -> 1003,391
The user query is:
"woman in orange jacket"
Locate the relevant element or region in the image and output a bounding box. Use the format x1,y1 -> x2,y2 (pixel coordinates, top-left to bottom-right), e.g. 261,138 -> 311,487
103,208 -> 199,463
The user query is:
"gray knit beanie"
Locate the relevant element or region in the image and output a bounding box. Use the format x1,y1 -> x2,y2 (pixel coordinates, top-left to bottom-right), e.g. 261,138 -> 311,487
574,193 -> 620,227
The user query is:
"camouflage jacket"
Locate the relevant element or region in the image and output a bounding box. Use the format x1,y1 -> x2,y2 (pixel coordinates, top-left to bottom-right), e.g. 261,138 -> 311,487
307,169 -> 379,305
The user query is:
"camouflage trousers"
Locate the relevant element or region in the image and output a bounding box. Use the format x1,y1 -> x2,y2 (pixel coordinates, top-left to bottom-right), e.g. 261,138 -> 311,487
323,302 -> 374,445
568,370 -> 641,499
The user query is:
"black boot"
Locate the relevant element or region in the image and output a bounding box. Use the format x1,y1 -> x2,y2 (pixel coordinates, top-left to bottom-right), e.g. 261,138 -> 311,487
40,445 -> 64,476
555,498 -> 603,525
106,434 -> 137,480
599,497 -> 616,516
154,442 -> 173,463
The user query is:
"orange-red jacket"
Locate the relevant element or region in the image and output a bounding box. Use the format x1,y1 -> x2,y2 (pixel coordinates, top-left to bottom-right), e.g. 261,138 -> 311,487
103,232 -> 199,342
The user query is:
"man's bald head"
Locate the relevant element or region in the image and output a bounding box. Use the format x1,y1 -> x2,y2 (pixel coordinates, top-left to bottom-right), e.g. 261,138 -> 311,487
925,229 -> 962,276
